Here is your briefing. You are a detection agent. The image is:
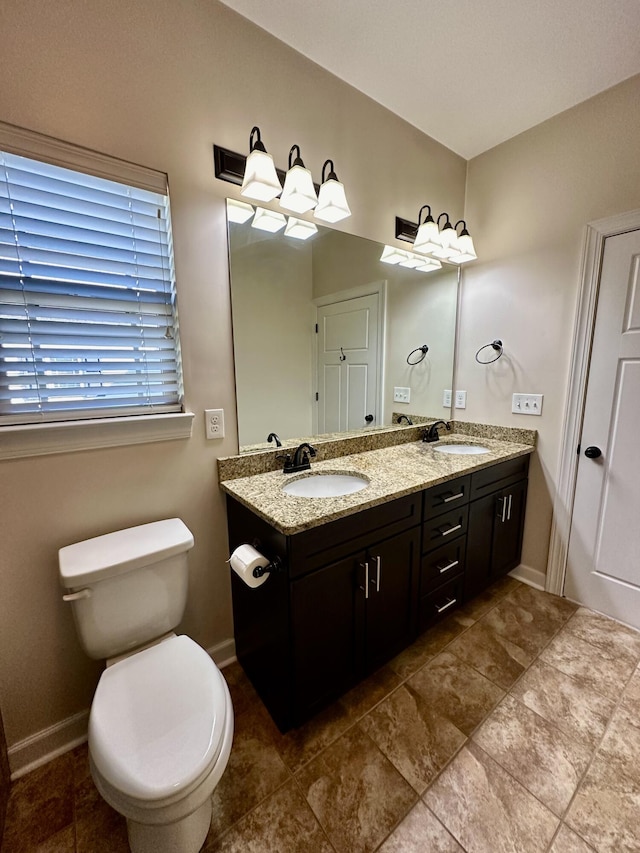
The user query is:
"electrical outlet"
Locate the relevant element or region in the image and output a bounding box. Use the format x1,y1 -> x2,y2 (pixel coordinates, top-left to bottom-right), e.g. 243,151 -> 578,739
205,408 -> 225,439
512,393 -> 543,415
443,389 -> 452,407
393,386 -> 411,403
454,390 -> 467,409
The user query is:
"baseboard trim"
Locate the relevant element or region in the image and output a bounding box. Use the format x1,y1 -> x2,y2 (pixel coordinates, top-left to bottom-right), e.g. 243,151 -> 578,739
8,636 -> 237,781
509,563 -> 547,591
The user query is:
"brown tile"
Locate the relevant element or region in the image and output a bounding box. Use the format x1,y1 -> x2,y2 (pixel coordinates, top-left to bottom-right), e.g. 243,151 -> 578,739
74,773 -> 129,853
486,576 -> 523,598
480,585 -> 573,657
32,825 -> 75,853
511,659 -> 615,748
359,684 -> 466,793
388,614 -> 468,679
540,628 -> 637,702
272,700 -> 353,774
446,620 -> 532,689
209,702 -> 291,838
424,742 -> 558,853
408,651 -> 504,735
617,664 -> 640,730
506,583 -> 578,623
566,716 -> 640,852
473,694 -> 591,816
3,752 -> 74,853
205,779 -> 333,853
221,660 -> 261,718
563,608 -> 640,663
457,577 -> 523,623
549,824 -> 595,853
378,801 -> 463,852
296,725 -> 416,853
338,665 -> 402,721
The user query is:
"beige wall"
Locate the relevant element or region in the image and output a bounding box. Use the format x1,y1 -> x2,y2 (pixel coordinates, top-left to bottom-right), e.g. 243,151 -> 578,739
460,74 -> 640,578
0,0 -> 466,755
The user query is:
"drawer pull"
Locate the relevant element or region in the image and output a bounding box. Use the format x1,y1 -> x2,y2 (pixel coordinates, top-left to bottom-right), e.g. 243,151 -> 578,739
437,559 -> 459,574
443,491 -> 464,503
439,523 -> 462,537
435,597 -> 457,614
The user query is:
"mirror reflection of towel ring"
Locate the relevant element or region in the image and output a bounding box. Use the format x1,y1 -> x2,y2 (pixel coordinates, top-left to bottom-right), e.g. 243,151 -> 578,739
475,339 -> 503,364
407,344 -> 429,365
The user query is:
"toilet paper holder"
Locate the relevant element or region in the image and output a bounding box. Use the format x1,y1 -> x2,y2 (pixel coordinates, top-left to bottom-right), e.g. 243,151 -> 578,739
252,555 -> 284,579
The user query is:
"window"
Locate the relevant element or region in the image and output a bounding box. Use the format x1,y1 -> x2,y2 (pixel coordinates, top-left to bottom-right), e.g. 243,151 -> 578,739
0,146 -> 184,427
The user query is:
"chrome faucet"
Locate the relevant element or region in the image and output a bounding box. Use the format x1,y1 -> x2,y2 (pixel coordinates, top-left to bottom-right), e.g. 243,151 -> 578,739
423,420 -> 451,443
282,442 -> 317,473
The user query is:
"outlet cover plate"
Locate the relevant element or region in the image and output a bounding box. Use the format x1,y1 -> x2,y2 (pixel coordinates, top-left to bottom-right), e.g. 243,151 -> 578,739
443,389 -> 452,407
205,408 -> 225,439
454,390 -> 467,409
512,393 -> 543,415
394,386 -> 411,403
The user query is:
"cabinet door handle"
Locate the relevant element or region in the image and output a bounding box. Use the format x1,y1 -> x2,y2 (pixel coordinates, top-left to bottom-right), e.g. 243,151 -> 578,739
497,496 -> 507,523
437,559 -> 459,574
359,561 -> 370,599
435,597 -> 457,614
439,523 -> 462,537
370,555 -> 381,593
443,491 -> 464,503
507,494 -> 512,521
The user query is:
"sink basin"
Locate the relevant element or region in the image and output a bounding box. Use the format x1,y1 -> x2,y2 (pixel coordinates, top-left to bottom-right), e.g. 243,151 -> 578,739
433,444 -> 490,455
283,472 -> 369,498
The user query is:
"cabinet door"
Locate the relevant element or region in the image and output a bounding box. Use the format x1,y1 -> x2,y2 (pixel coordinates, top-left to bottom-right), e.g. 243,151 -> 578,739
291,554 -> 363,722
364,527 -> 420,672
465,491 -> 497,599
492,479 -> 528,579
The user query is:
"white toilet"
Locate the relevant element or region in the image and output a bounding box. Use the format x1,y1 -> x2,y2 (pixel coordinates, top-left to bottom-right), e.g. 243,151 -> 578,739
58,519 -> 234,853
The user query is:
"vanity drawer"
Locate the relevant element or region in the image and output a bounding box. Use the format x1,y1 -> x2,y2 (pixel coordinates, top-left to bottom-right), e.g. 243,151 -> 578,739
419,574 -> 465,632
420,537 -> 466,593
423,475 -> 471,520
470,455 -> 530,500
422,505 -> 469,552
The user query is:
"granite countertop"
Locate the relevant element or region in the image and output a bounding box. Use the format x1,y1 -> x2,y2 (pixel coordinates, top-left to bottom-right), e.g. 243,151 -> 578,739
219,433 -> 535,536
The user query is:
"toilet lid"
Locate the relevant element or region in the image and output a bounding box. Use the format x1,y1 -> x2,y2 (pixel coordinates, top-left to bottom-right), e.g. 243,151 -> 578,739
89,635 -> 229,802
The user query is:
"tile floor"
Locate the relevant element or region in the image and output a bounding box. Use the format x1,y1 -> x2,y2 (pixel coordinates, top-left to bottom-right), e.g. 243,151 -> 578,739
3,578 -> 640,853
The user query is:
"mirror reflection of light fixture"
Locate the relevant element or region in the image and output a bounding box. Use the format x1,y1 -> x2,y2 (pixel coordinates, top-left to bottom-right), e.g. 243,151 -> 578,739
451,220 -> 478,263
380,245 -> 409,265
284,216 -> 318,240
226,198 -> 254,224
240,127 -> 282,202
413,205 -> 440,255
280,145 -> 318,214
431,212 -> 459,260
314,159 -> 351,223
380,245 -> 441,273
416,257 -> 442,272
251,206 -> 287,232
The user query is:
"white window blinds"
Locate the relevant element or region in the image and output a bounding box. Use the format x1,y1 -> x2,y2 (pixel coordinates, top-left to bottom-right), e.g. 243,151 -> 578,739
0,149 -> 183,425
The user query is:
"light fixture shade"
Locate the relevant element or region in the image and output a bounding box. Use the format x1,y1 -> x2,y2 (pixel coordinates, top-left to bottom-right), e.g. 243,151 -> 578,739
314,159 -> 351,223
280,165 -> 318,213
251,207 -> 286,233
453,231 -> 477,263
416,258 -> 442,272
241,148 -> 282,202
399,253 -> 427,269
284,216 -> 318,240
226,198 -> 254,223
431,216 -> 458,260
413,219 -> 440,254
380,245 -> 409,265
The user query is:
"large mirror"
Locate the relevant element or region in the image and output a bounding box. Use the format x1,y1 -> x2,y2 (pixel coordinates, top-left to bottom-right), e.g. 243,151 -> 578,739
227,201 -> 459,452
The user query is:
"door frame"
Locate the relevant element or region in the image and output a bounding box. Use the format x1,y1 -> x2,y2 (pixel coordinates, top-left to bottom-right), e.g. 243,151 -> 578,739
546,207 -> 640,595
312,281 -> 387,435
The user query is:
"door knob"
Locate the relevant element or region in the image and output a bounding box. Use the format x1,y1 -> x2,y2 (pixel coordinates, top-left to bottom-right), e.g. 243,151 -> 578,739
365,414 -> 374,423
584,446 -> 602,459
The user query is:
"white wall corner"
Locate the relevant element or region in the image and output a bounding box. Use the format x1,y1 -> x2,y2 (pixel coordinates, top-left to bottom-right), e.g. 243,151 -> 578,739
509,563 -> 547,591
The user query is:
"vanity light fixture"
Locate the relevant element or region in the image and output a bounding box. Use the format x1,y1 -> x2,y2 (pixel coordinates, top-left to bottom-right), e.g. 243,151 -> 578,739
380,245 -> 409,265
284,216 -> 318,240
279,145 -> 318,214
314,160 -> 351,223
413,205 -> 441,255
240,127 -> 282,202
450,220 -> 478,263
430,213 -> 459,260
226,198 -> 255,224
251,206 -> 287,233
379,245 -> 441,272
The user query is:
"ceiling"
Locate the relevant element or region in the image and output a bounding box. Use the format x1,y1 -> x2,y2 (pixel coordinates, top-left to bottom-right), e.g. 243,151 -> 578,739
219,0 -> 640,159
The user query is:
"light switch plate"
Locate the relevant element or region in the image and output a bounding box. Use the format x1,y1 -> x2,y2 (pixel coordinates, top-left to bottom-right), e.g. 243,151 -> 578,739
394,386 -> 411,403
443,389 -> 452,407
205,408 -> 225,438
512,393 -> 543,415
454,390 -> 467,409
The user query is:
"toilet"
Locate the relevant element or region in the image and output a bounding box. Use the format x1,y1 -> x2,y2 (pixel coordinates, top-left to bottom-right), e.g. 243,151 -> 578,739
58,519 -> 234,853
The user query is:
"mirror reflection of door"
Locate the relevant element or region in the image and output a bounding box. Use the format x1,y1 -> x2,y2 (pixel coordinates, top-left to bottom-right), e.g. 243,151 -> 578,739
316,291 -> 380,434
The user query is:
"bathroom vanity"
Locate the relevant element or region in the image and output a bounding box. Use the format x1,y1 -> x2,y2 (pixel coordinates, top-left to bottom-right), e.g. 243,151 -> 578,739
222,432 -> 531,731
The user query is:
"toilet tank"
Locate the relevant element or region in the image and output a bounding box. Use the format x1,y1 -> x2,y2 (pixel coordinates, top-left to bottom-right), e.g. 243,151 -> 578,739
58,519 -> 195,660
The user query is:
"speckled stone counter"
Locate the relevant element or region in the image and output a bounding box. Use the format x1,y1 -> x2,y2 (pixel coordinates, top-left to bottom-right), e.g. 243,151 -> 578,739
220,433 -> 535,536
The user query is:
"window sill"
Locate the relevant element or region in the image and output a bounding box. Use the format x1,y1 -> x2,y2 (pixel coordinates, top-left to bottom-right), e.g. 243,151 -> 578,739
0,412 -> 195,460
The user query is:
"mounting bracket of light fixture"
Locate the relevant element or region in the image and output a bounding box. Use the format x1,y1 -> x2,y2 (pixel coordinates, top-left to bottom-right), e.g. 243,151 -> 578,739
213,145 -> 321,193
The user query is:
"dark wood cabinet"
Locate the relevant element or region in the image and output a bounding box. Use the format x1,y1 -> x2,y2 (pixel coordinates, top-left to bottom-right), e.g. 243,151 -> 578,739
227,454 -> 529,731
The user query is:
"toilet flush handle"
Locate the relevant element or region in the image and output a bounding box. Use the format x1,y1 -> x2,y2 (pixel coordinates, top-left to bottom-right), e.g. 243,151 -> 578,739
62,589 -> 92,602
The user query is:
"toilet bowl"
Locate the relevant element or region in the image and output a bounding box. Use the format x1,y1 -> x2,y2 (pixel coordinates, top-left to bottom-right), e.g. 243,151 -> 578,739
58,520 -> 234,853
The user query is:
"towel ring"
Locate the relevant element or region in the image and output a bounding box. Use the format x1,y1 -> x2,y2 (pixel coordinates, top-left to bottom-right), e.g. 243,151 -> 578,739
475,339 -> 503,364
407,344 -> 429,365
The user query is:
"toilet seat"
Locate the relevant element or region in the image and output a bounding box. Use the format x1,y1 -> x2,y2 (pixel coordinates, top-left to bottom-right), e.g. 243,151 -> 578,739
89,635 -> 229,804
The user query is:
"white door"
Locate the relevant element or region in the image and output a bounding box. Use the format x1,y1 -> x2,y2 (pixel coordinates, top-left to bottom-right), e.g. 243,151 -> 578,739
316,293 -> 379,434
565,229 -> 640,629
